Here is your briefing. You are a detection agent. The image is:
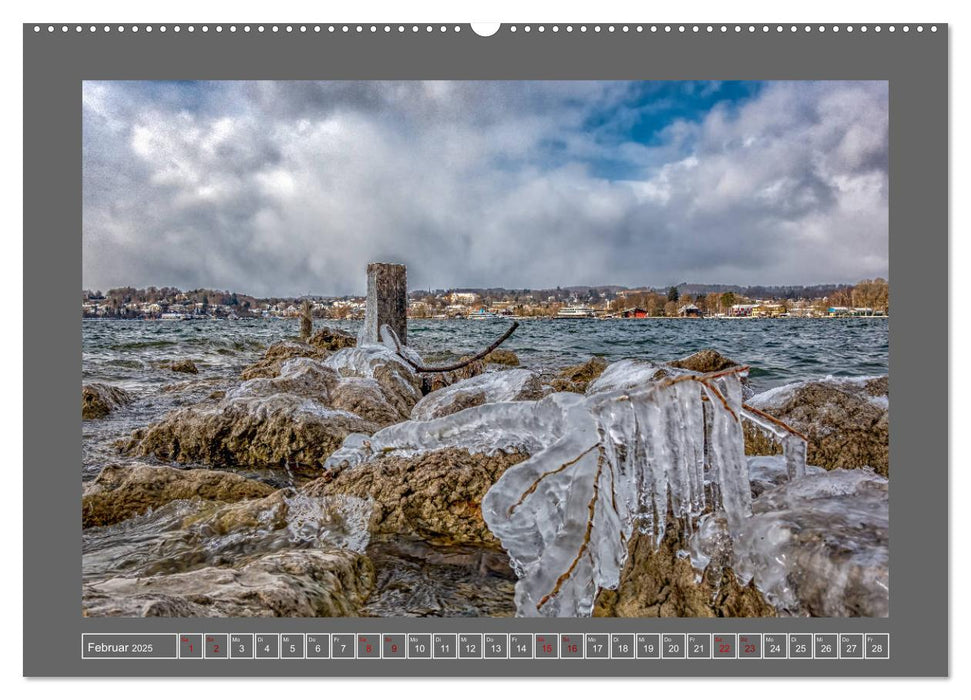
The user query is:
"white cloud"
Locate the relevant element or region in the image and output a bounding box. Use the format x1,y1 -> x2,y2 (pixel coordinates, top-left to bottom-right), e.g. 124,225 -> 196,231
82,80 -> 888,296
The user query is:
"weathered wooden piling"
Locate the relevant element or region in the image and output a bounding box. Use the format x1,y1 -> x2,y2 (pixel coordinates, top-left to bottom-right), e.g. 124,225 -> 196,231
364,263 -> 407,345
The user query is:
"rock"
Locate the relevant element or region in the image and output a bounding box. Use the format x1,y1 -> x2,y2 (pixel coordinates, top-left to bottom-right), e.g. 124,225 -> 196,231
593,513 -> 776,618
303,448 -> 528,548
164,359 -> 199,374
747,455 -> 825,498
125,393 -> 378,472
549,356 -> 608,393
745,376 -> 889,475
325,346 -> 423,419
411,369 -> 547,421
484,348 -> 520,367
240,341 -> 329,380
309,326 -> 357,352
668,348 -> 738,374
82,549 -> 374,617
229,358 -> 340,403
422,360 -> 485,394
330,377 -> 408,427
734,469 -> 889,617
82,463 -> 276,528
82,383 -> 133,419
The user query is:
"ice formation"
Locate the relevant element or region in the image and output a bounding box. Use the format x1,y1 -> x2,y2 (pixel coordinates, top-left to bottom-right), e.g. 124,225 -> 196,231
319,358 -> 889,619
410,369 -> 542,421
482,367 -> 770,616
729,468 -> 889,617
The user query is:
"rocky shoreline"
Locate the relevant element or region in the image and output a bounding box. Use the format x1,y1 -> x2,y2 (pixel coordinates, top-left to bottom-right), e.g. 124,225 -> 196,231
81,328 -> 889,618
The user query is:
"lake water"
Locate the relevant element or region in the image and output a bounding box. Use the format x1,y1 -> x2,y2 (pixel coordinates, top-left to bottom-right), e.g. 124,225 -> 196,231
82,316 -> 888,479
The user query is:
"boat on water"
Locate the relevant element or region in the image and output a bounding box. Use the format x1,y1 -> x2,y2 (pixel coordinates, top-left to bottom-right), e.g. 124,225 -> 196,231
467,308 -> 503,320
555,305 -> 598,319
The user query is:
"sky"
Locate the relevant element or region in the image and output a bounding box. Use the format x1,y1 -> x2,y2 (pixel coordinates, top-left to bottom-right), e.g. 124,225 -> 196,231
82,80 -> 889,297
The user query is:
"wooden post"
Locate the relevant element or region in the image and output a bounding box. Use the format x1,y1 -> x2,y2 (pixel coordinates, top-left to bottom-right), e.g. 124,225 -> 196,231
364,263 -> 407,345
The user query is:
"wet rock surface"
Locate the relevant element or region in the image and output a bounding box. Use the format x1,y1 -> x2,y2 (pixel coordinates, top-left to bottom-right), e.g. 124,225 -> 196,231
549,356 -> 608,393
304,448 -> 528,547
82,549 -> 374,617
82,383 -> 134,420
82,463 -> 276,528
745,376 -> 889,475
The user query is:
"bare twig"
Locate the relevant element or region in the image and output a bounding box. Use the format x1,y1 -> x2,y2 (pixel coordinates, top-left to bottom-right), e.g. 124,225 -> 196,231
741,403 -> 809,442
395,321 -> 520,373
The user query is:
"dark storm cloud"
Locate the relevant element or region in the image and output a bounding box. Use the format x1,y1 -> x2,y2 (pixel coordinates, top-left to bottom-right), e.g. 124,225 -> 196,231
82,80 -> 888,296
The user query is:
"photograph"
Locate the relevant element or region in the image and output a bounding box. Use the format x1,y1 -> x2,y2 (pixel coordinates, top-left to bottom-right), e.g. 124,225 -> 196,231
80,79 -> 889,618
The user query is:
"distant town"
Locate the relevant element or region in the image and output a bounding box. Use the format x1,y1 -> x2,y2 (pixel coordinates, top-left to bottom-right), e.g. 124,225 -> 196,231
82,278 -> 889,321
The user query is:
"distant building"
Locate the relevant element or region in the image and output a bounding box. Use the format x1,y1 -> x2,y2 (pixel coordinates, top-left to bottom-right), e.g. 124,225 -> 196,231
678,304 -> 702,317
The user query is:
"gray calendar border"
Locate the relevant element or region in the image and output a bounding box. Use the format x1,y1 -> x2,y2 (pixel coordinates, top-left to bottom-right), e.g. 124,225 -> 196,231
23,23 -> 948,678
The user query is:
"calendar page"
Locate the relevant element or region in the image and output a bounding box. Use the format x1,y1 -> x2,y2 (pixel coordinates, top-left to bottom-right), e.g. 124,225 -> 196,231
23,22 -> 947,677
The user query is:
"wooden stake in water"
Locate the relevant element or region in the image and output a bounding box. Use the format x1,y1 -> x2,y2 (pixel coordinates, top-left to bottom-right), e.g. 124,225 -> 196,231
364,263 -> 407,345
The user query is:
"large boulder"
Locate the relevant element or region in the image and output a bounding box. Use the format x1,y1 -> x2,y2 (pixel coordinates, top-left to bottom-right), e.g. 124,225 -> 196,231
745,376 -> 889,476
303,447 -> 528,548
411,369 -> 547,421
240,341 -> 329,380
124,393 -> 377,472
309,326 -> 357,352
82,383 -> 133,419
668,348 -> 738,374
82,463 -> 276,528
81,549 -> 374,617
549,356 -> 608,393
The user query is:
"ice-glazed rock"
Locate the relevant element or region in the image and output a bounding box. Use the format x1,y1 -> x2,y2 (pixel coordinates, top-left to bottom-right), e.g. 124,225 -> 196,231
325,344 -> 423,419
303,447 -> 528,547
324,392 -> 586,472
82,463 -> 276,528
83,490 -> 374,584
411,369 -> 547,421
745,375 -> 889,476
549,356 -> 608,394
330,377 -> 409,427
125,393 -> 377,471
584,358 -> 679,395
82,383 -> 134,419
747,455 -> 825,498
730,469 -> 889,617
81,549 -> 374,617
240,340 -> 330,380
228,358 -> 340,402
